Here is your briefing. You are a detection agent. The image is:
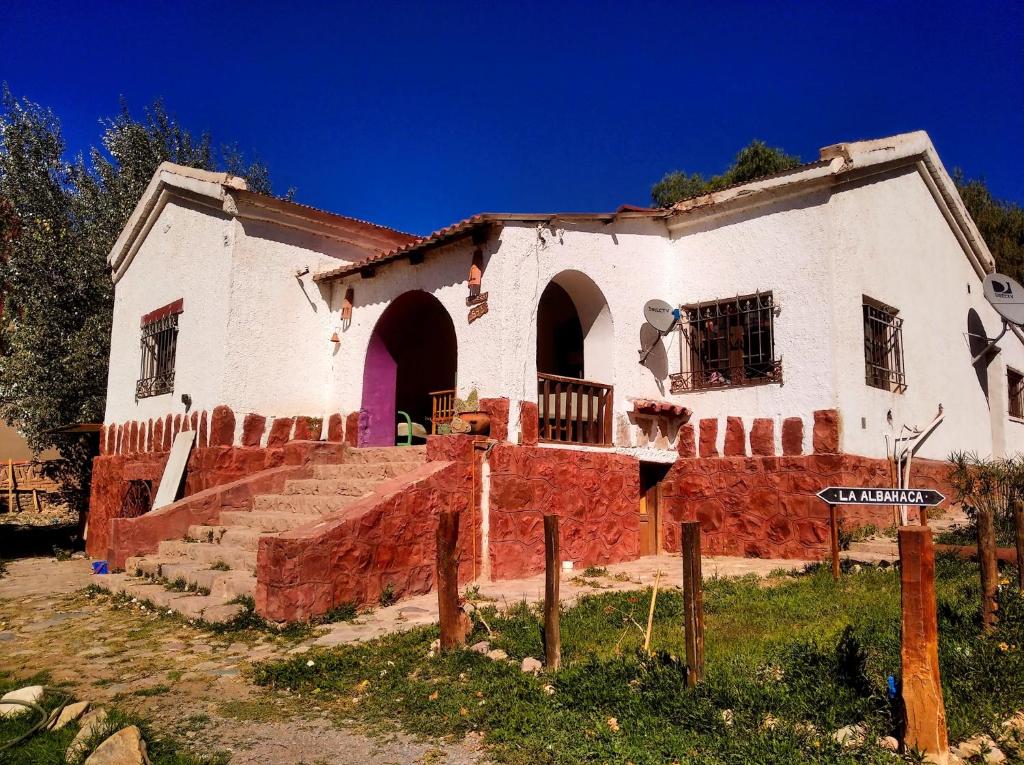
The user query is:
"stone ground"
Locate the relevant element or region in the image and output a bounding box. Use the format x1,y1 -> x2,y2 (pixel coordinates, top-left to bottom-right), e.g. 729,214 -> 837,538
0,553 -> 811,763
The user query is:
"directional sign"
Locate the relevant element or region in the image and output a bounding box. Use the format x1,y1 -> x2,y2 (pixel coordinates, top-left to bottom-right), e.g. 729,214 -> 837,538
817,487 -> 945,506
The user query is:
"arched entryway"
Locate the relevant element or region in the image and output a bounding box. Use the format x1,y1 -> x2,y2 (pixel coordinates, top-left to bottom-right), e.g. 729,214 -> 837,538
359,291 -> 457,447
536,271 -> 614,445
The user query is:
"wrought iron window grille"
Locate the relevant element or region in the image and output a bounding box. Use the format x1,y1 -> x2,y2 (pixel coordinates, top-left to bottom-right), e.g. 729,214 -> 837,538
1009,368 -> 1024,419
670,292 -> 781,393
136,313 -> 178,400
863,298 -> 906,393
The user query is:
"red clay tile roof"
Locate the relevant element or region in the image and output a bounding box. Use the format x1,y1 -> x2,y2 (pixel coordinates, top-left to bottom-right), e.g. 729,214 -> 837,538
313,209 -> 667,282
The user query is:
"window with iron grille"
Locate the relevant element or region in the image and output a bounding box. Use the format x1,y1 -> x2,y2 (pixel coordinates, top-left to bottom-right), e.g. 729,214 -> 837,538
670,292 -> 781,393
863,297 -> 906,393
136,308 -> 179,400
1009,368 -> 1024,419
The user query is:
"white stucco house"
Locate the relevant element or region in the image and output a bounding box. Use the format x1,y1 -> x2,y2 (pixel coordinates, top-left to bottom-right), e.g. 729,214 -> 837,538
88,130 -> 1024,620
103,130 -> 1024,461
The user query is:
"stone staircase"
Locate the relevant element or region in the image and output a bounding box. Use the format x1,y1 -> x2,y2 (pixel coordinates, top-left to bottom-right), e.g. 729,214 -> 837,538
96,446 -> 426,622
843,507 -> 969,564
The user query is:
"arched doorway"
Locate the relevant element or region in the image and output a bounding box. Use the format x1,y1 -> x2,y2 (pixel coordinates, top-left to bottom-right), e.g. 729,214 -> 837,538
536,271 -> 614,445
359,291 -> 457,447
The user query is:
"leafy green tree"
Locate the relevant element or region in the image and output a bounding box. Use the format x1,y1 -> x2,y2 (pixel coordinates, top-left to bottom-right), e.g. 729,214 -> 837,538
0,87 -> 273,524
954,171 -> 1024,283
651,139 -> 801,207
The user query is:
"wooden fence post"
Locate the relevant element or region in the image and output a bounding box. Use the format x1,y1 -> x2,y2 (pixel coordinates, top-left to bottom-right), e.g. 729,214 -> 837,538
436,510 -> 467,650
681,521 -> 705,687
1014,500 -> 1024,594
978,507 -> 999,631
919,505 -> 929,527
829,504 -> 841,581
898,526 -> 949,762
543,514 -> 561,670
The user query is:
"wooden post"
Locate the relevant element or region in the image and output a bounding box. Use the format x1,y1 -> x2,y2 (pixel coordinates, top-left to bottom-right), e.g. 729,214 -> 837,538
436,510 -> 467,650
681,521 -> 705,687
1014,500 -> 1024,594
829,504 -> 841,581
978,506 -> 999,631
920,505 -> 928,527
32,489 -> 40,513
898,526 -> 949,763
6,460 -> 13,514
543,514 -> 561,670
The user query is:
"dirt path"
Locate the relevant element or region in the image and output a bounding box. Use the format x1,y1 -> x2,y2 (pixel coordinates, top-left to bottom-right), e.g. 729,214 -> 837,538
0,557 -> 484,764
0,553 -> 813,762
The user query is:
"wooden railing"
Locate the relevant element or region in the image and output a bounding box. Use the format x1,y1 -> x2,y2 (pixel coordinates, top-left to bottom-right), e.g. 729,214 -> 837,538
430,389 -> 456,434
537,373 -> 613,446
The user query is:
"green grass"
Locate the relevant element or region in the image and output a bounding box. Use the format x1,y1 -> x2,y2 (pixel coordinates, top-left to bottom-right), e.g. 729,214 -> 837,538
0,672 -> 227,764
252,557 -> 1024,765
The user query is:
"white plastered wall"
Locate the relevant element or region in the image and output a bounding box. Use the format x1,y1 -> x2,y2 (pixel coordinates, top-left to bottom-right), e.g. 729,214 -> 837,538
664,190 -> 841,456
104,198 -> 234,425
827,166 -> 1024,460
105,198 -> 365,434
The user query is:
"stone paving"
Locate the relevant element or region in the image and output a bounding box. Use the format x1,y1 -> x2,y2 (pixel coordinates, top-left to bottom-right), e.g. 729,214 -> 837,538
0,552 -> 811,762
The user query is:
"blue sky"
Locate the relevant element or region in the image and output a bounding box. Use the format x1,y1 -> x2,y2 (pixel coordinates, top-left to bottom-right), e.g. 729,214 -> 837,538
1,1 -> 1021,235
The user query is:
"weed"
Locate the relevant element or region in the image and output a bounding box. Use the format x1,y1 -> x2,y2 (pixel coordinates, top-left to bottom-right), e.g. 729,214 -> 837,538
165,578 -> 189,592
52,546 -> 73,561
379,582 -> 397,607
210,560 -> 231,572
581,566 -> 609,577
133,683 -> 171,697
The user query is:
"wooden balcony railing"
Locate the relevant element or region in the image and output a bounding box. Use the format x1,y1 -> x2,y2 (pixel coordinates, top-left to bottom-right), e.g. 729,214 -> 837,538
430,389 -> 456,434
537,373 -> 613,446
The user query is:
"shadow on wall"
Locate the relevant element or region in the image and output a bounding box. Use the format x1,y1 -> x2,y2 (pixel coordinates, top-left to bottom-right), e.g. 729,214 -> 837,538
966,308 -> 990,400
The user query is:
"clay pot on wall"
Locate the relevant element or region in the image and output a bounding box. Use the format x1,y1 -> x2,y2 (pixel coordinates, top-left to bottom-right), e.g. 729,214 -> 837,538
453,412 -> 491,436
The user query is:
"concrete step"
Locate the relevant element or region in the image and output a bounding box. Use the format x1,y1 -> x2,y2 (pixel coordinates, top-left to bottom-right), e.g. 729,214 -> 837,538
345,446 -> 425,464
848,540 -> 898,555
93,573 -> 246,623
220,509 -> 319,532
283,477 -> 380,496
157,539 -> 257,572
187,525 -> 262,551
311,461 -> 423,480
131,559 -> 256,600
252,493 -> 358,515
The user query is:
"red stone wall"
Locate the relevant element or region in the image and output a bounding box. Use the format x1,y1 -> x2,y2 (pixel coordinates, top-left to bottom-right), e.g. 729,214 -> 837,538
88,406 -> 349,559
486,444 -> 640,580
660,453 -> 954,560
256,453 -> 476,622
107,464 -> 308,570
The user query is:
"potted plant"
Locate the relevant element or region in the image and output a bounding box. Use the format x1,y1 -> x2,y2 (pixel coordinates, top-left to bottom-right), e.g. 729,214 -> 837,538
450,389 -> 490,436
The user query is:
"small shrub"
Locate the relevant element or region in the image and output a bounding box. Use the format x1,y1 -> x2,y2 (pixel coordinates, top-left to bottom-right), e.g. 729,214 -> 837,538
210,560 -> 231,571
379,583 -> 397,607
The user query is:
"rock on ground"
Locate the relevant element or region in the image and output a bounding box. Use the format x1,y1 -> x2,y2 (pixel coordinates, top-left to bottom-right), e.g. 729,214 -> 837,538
0,685 -> 44,717
520,657 -> 543,674
67,708 -> 109,762
50,700 -> 90,730
83,725 -> 150,765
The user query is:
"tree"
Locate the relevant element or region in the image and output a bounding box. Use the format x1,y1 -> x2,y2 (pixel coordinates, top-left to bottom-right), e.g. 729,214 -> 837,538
954,171 -> 1024,283
651,140 -> 801,207
0,88 -> 274,524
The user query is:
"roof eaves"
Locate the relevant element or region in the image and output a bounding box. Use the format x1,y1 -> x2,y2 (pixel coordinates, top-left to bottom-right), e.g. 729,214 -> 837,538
312,209 -> 670,283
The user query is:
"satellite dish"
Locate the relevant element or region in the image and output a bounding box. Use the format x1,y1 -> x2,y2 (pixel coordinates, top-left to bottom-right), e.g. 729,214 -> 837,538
643,299 -> 678,333
983,273 -> 1024,326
